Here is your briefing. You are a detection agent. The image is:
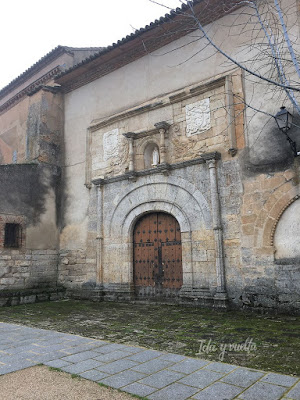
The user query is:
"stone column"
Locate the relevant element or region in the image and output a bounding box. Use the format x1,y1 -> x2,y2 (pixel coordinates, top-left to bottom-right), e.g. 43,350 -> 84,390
154,122 -> 170,165
85,127 -> 92,189
96,181 -> 104,286
225,75 -> 237,157
205,154 -> 228,308
160,129 -> 166,164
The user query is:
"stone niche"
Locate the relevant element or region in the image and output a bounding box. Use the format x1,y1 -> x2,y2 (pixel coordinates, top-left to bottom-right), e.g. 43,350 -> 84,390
143,142 -> 160,169
274,198 -> 300,261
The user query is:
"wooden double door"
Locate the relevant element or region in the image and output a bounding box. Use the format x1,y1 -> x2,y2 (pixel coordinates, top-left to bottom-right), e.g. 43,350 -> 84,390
133,212 -> 183,296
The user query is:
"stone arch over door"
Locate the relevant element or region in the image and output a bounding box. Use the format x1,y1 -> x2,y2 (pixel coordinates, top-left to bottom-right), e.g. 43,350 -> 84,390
103,174 -> 213,293
108,175 -> 212,238
133,212 -> 182,298
120,200 -> 193,291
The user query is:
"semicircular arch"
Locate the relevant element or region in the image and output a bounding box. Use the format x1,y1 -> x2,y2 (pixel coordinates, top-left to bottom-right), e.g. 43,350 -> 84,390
121,200 -> 190,239
106,176 -> 211,238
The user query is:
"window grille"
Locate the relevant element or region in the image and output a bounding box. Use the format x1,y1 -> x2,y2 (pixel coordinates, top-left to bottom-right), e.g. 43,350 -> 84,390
4,223 -> 21,248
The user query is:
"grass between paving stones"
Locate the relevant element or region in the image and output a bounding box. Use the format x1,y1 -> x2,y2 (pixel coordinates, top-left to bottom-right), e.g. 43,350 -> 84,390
0,300 -> 299,376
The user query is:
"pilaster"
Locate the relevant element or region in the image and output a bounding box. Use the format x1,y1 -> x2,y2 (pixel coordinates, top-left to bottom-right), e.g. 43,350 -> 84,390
205,154 -> 228,309
96,181 -> 104,287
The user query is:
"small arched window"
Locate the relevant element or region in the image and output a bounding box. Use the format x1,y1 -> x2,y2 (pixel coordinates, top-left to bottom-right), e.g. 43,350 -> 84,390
144,143 -> 160,169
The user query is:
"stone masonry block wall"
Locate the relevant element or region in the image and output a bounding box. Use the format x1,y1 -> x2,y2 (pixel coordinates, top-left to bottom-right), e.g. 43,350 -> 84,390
58,249 -> 97,289
0,250 -> 58,290
57,158 -> 300,313
233,164 -> 300,313
0,164 -> 61,293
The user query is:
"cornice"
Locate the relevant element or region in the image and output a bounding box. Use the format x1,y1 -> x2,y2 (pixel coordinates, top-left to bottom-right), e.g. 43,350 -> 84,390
154,122 -> 170,131
0,67 -> 61,115
89,101 -> 163,132
0,46 -> 102,102
123,128 -> 158,140
92,152 -> 221,186
201,152 -> 221,161
169,77 -> 226,103
88,73 -> 229,133
0,46 -> 68,99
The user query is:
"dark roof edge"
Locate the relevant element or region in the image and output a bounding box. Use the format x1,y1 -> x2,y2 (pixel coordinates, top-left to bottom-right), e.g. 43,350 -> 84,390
56,0 -> 200,81
0,45 -> 102,99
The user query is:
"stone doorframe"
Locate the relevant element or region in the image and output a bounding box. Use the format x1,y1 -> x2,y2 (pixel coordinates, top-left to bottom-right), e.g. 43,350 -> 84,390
121,202 -> 192,294
106,179 -> 202,297
93,152 -> 228,307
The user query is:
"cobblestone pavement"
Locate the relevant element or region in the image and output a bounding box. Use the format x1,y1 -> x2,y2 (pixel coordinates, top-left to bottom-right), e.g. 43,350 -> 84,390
0,322 -> 299,400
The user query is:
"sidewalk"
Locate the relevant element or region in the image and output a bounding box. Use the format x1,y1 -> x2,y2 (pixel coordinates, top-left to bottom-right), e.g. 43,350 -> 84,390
0,322 -> 299,400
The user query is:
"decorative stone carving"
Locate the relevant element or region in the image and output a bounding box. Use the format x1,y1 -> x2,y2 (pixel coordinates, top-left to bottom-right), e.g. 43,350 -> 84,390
93,130 -> 129,178
106,136 -> 129,176
173,137 -> 206,161
186,98 -> 211,136
103,129 -> 119,161
172,123 -> 182,136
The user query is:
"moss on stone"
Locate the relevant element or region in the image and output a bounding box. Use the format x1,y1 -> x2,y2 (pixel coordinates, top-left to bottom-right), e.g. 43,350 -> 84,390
0,300 -> 299,376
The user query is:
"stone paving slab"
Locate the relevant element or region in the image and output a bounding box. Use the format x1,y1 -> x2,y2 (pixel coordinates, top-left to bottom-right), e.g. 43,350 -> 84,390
238,381 -> 287,400
123,382 -> 157,397
139,369 -> 185,389
169,358 -> 209,374
0,322 -> 299,400
99,369 -> 146,389
221,367 -> 265,387
131,358 -> 174,374
192,381 -> 244,400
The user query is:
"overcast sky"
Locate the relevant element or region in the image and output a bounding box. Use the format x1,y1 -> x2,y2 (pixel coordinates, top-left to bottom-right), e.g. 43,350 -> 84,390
0,0 -> 183,91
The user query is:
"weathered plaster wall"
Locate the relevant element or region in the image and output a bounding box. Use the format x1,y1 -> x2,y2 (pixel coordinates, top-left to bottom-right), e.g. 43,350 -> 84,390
0,86 -> 63,292
61,3 -> 256,253
60,0 -> 300,312
26,89 -> 64,166
0,164 -> 60,290
0,164 -> 56,229
0,97 -> 29,164
0,54 -> 74,107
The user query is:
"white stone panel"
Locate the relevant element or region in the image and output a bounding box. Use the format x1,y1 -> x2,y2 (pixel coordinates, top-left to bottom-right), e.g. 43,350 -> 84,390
185,98 -> 211,136
274,198 -> 300,259
103,128 -> 119,161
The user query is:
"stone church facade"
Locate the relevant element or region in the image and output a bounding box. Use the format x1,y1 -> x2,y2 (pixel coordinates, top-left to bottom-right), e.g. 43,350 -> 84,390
0,0 -> 299,312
